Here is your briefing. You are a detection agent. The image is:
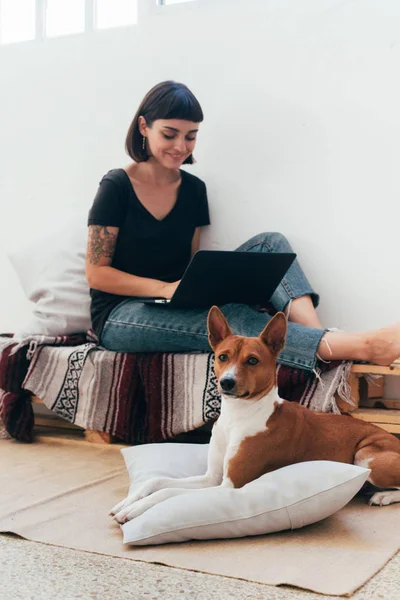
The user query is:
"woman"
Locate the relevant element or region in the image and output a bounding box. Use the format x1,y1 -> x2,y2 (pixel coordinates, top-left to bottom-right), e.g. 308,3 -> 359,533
86,80 -> 400,371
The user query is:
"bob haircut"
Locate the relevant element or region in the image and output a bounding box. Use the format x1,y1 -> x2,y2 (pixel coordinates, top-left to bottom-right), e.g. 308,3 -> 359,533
125,81 -> 204,165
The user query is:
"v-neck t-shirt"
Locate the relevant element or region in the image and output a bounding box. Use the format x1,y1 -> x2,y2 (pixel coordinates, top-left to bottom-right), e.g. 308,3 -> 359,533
87,168 -> 210,337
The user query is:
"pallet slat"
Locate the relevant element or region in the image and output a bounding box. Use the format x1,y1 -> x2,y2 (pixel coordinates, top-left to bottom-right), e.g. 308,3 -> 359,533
31,395 -> 113,443
360,397 -> 400,410
351,364 -> 400,376
367,423 -> 400,434
352,408 -> 400,425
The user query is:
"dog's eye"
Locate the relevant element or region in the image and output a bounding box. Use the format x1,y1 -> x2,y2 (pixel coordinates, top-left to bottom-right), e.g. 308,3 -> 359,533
247,357 -> 259,365
218,354 -> 228,362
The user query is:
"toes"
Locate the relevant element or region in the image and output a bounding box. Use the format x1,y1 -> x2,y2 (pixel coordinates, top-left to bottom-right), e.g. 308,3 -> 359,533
120,514 -> 131,524
110,498 -> 128,516
114,507 -> 132,523
110,485 -> 157,521
369,494 -> 382,506
369,492 -> 392,506
110,492 -> 142,517
113,498 -> 151,523
123,504 -> 146,521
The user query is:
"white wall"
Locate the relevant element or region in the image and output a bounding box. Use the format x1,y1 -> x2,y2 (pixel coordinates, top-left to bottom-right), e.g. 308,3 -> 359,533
0,0 -> 399,338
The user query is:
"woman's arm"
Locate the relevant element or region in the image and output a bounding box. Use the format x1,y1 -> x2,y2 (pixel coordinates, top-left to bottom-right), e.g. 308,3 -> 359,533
85,225 -> 177,298
191,227 -> 201,257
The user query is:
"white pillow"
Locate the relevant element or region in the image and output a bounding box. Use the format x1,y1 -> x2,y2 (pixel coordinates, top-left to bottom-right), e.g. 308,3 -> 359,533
7,213 -> 91,339
120,443 -> 370,546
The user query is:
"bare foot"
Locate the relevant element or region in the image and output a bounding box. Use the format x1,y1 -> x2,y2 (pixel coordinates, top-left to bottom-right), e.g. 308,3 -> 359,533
365,323 -> 400,366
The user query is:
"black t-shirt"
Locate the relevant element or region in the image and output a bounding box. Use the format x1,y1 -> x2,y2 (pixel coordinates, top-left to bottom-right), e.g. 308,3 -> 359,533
87,168 -> 210,338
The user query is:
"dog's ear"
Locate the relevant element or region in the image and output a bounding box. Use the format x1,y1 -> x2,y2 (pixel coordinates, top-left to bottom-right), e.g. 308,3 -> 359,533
207,306 -> 233,349
259,312 -> 287,355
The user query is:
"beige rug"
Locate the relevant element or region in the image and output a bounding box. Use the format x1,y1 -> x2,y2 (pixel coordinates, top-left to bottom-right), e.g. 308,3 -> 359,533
1,433 -> 400,597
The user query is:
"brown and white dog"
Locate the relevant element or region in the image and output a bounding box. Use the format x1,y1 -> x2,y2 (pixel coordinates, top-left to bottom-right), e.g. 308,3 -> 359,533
111,306 -> 400,523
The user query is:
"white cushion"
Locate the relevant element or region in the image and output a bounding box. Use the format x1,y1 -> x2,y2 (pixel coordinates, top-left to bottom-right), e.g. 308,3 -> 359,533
7,213 -> 91,339
120,443 -> 370,546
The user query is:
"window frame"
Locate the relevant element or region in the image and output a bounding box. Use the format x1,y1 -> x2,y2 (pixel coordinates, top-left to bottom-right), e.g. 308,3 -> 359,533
0,0 -> 141,44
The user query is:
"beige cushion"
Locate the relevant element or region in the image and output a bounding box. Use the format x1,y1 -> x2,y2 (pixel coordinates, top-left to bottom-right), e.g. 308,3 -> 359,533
7,213 -> 91,338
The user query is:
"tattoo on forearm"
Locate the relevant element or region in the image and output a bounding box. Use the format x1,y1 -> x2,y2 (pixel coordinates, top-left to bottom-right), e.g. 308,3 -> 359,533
88,226 -> 117,264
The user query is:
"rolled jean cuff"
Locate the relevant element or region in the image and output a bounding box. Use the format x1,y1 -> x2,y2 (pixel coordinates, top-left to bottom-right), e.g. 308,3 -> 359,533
279,323 -> 328,371
270,285 -> 320,314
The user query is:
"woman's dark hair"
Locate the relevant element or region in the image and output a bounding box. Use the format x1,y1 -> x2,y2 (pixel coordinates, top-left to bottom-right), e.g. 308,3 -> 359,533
125,81 -> 204,164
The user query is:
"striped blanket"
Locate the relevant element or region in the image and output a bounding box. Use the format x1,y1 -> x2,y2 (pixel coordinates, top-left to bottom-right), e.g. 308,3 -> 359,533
0,333 -> 353,444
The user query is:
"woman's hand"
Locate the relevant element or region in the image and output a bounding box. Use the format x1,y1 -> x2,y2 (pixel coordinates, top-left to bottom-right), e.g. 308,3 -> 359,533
161,280 -> 181,299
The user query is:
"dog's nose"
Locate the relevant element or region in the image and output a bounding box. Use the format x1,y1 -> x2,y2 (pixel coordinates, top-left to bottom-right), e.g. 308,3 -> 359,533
220,377 -> 236,392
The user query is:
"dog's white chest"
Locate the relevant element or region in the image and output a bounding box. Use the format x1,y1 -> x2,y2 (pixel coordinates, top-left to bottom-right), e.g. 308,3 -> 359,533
218,389 -> 283,451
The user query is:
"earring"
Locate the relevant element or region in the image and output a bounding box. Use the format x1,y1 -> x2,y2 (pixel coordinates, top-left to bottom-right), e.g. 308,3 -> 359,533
142,136 -> 146,151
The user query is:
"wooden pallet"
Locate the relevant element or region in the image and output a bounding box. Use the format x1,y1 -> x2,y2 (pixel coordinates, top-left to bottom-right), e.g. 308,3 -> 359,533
32,396 -> 115,443
345,359 -> 400,434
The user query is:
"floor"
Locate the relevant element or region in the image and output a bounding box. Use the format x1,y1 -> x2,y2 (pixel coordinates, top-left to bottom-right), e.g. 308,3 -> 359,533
1,533 -> 399,600
2,421 -> 400,600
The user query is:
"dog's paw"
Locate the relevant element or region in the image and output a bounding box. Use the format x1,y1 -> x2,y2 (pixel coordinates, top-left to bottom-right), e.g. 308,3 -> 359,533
113,501 -> 137,524
109,492 -> 144,518
113,497 -> 151,523
109,479 -> 164,518
112,488 -> 180,523
369,490 -> 400,506
109,496 -> 130,517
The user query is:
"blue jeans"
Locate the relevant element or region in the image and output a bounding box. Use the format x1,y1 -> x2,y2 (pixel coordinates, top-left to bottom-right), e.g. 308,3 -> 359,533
101,233 -> 326,371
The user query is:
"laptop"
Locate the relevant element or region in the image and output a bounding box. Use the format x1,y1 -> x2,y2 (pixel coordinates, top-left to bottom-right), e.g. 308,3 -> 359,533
137,250 -> 296,310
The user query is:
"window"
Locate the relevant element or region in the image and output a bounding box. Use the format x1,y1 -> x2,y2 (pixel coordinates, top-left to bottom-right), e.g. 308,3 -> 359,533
0,0 -> 36,44
45,0 -> 85,38
158,0 -> 196,5
0,0 -> 196,45
95,0 -> 137,29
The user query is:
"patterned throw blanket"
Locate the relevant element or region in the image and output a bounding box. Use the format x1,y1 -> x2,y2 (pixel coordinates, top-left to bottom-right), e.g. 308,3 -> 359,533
0,333 -> 353,444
